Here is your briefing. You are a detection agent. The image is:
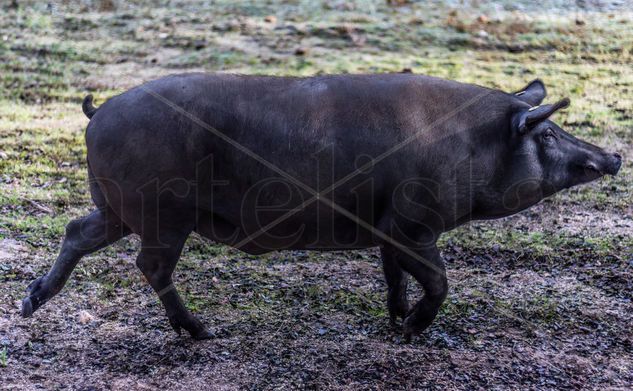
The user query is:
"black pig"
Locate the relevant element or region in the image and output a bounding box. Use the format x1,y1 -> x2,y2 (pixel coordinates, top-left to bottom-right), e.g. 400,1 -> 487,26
21,74 -> 622,341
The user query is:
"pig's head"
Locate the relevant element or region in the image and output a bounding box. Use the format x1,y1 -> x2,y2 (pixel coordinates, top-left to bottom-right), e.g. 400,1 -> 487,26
486,80 -> 622,217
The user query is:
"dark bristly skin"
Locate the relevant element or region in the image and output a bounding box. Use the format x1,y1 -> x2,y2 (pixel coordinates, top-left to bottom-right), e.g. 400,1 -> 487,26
20,73 -> 622,341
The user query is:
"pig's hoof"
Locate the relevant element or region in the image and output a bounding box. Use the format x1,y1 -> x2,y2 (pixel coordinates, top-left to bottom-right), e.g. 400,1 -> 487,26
21,276 -> 49,318
401,314 -> 424,342
402,319 -> 416,343
387,295 -> 409,321
191,328 -> 215,340
402,309 -> 436,342
388,302 -> 410,326
21,297 -> 34,318
168,317 -> 183,335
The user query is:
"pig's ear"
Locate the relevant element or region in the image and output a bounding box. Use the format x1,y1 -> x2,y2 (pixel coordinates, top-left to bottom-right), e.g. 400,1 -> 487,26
513,79 -> 547,106
515,98 -> 570,133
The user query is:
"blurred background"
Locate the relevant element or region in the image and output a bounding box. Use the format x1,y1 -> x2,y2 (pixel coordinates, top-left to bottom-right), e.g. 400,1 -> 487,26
0,1 -> 631,389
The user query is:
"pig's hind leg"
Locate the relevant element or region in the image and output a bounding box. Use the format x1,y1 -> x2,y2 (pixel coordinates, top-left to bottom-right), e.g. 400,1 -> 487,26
21,208 -> 131,317
134,210 -> 213,340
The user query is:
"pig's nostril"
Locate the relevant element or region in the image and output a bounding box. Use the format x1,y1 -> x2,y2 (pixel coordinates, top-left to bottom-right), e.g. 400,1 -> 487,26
605,153 -> 623,176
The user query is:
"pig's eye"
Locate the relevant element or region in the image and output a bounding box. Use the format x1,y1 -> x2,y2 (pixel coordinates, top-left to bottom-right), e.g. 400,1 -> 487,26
542,128 -> 555,142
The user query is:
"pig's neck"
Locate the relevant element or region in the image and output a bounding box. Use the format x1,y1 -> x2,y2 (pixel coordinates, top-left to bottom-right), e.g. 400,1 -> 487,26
469,126 -> 546,220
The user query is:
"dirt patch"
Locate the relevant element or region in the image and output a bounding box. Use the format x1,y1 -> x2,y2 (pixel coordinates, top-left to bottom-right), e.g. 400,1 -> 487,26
1,233 -> 632,389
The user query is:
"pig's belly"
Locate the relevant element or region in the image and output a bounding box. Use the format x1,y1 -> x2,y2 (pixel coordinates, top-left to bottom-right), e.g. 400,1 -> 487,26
194,208 -> 379,254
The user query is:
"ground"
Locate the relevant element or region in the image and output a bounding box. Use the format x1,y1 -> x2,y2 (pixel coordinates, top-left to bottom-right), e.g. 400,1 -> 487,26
0,0 -> 631,390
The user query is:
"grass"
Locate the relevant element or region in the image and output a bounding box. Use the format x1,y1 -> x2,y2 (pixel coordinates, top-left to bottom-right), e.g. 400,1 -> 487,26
0,1 -> 631,389
0,347 -> 7,368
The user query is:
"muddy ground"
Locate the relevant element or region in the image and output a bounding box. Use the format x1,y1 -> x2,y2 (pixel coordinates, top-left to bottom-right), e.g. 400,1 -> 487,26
0,1 -> 631,390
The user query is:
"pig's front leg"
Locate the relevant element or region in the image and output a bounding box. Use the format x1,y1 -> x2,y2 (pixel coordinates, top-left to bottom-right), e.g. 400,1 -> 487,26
380,245 -> 410,325
384,243 -> 448,342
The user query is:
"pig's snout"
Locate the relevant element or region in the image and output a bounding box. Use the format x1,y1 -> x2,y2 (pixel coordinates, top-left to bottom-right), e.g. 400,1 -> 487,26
605,152 -> 622,176
584,152 -> 622,177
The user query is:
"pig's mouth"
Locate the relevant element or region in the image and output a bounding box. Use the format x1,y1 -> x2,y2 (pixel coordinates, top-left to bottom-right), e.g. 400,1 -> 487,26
584,163 -> 604,177
574,163 -> 605,184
